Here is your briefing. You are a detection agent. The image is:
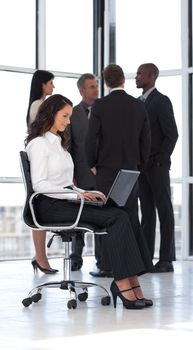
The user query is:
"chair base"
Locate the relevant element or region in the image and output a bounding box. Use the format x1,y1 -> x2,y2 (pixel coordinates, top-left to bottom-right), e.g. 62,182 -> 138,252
22,279 -> 111,309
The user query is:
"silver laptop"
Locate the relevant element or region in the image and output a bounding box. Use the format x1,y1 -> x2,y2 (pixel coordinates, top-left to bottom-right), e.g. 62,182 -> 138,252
79,169 -> 140,207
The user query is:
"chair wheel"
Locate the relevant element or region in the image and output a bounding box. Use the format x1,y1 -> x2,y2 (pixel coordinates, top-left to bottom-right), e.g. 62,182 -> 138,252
22,297 -> 32,307
67,299 -> 77,309
78,291 -> 88,302
32,293 -> 42,303
101,296 -> 111,306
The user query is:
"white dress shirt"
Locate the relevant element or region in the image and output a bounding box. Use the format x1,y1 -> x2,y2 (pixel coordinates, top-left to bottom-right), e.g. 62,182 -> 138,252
26,131 -> 84,200
110,87 -> 125,93
140,86 -> 156,101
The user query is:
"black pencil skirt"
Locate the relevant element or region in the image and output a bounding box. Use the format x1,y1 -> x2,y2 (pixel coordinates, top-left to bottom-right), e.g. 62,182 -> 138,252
35,195 -> 153,280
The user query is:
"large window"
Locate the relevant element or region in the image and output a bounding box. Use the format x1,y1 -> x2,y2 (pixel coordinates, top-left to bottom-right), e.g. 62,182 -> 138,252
0,0 -> 35,68
46,0 -> 93,73
0,0 -> 94,260
115,0 -> 181,72
0,0 -> 191,259
189,0 -> 193,255
190,0 -> 193,66
118,0 -> 182,257
189,74 -> 193,176
189,184 -> 193,255
0,71 -> 31,177
54,76 -> 80,105
116,0 -> 182,179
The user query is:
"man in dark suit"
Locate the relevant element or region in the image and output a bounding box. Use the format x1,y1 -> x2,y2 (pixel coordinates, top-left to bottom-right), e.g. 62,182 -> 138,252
70,73 -> 100,271
136,63 -> 178,272
86,64 -> 152,277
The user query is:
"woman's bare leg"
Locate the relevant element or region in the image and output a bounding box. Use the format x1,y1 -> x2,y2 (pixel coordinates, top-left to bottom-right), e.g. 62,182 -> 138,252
115,278 -> 137,300
32,230 -> 51,269
128,275 -> 144,299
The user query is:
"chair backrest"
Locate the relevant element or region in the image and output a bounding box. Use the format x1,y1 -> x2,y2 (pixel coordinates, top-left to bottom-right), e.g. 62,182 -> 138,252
19,151 -> 37,229
19,151 -> 107,235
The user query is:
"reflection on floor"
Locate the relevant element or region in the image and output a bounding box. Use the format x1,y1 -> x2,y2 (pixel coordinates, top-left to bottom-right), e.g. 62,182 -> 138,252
0,257 -> 193,350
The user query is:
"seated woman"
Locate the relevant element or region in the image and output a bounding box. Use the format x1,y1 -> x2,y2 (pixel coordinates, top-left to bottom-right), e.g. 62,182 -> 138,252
25,94 -> 153,310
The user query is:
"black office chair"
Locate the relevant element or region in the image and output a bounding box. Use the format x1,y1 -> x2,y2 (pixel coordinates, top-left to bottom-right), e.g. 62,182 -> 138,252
19,151 -> 111,309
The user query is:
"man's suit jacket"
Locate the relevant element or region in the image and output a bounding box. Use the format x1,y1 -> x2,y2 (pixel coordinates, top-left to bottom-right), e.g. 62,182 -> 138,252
70,102 -> 96,190
86,90 -> 151,174
144,88 -> 178,167
86,90 -> 152,272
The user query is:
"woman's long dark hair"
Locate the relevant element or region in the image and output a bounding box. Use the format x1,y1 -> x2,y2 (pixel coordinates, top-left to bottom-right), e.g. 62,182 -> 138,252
25,94 -> 73,150
26,70 -> 55,126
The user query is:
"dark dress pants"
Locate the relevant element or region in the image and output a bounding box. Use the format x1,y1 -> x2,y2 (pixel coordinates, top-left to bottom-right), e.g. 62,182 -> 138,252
138,164 -> 176,261
70,180 -> 98,266
70,216 -> 102,267
70,234 -> 84,265
95,167 -> 152,271
35,195 -> 153,280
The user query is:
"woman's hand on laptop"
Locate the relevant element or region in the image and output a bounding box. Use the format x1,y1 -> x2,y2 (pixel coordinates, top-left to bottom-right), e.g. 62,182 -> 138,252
79,192 -> 106,202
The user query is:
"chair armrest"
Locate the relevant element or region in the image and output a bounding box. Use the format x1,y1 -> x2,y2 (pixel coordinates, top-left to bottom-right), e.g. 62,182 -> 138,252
29,189 -> 85,231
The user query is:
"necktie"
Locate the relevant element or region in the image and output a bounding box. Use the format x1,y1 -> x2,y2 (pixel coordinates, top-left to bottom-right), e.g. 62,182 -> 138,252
140,95 -> 146,102
85,106 -> 91,119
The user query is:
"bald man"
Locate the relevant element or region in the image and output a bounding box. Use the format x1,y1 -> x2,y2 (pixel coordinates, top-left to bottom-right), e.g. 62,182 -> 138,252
136,63 -> 178,272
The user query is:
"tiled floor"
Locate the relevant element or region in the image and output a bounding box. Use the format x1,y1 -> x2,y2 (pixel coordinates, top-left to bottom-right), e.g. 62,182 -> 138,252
0,257 -> 193,350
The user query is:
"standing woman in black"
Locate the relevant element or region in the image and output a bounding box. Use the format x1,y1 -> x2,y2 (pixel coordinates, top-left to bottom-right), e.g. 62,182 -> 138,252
26,70 -> 56,274
26,69 -> 55,126
25,94 -> 153,309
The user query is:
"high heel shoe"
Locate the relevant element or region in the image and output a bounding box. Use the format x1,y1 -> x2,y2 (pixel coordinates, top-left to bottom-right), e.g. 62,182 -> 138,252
132,285 -> 153,307
110,280 -> 145,309
31,258 -> 59,275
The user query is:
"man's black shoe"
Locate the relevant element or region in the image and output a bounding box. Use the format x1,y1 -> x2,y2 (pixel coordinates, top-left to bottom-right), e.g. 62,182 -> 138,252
89,269 -> 113,278
152,261 -> 174,273
71,261 -> 83,271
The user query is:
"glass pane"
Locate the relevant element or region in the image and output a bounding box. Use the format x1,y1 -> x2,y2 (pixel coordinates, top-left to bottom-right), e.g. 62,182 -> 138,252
115,0 -> 181,72
0,183 -> 95,260
46,0 -> 93,73
189,184 -> 193,255
125,75 -> 182,178
172,183 -> 182,259
154,183 -> 182,259
54,76 -> 80,106
189,75 -> 193,175
0,73 -> 83,177
0,71 -> 32,177
0,0 -> 35,68
0,183 -> 29,259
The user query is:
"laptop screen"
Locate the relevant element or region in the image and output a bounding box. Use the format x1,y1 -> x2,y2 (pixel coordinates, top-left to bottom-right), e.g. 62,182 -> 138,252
107,169 -> 140,206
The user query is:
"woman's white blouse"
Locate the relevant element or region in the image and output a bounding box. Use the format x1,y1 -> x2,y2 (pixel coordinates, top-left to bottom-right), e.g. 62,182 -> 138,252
29,98 -> 44,124
26,131 -> 84,200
